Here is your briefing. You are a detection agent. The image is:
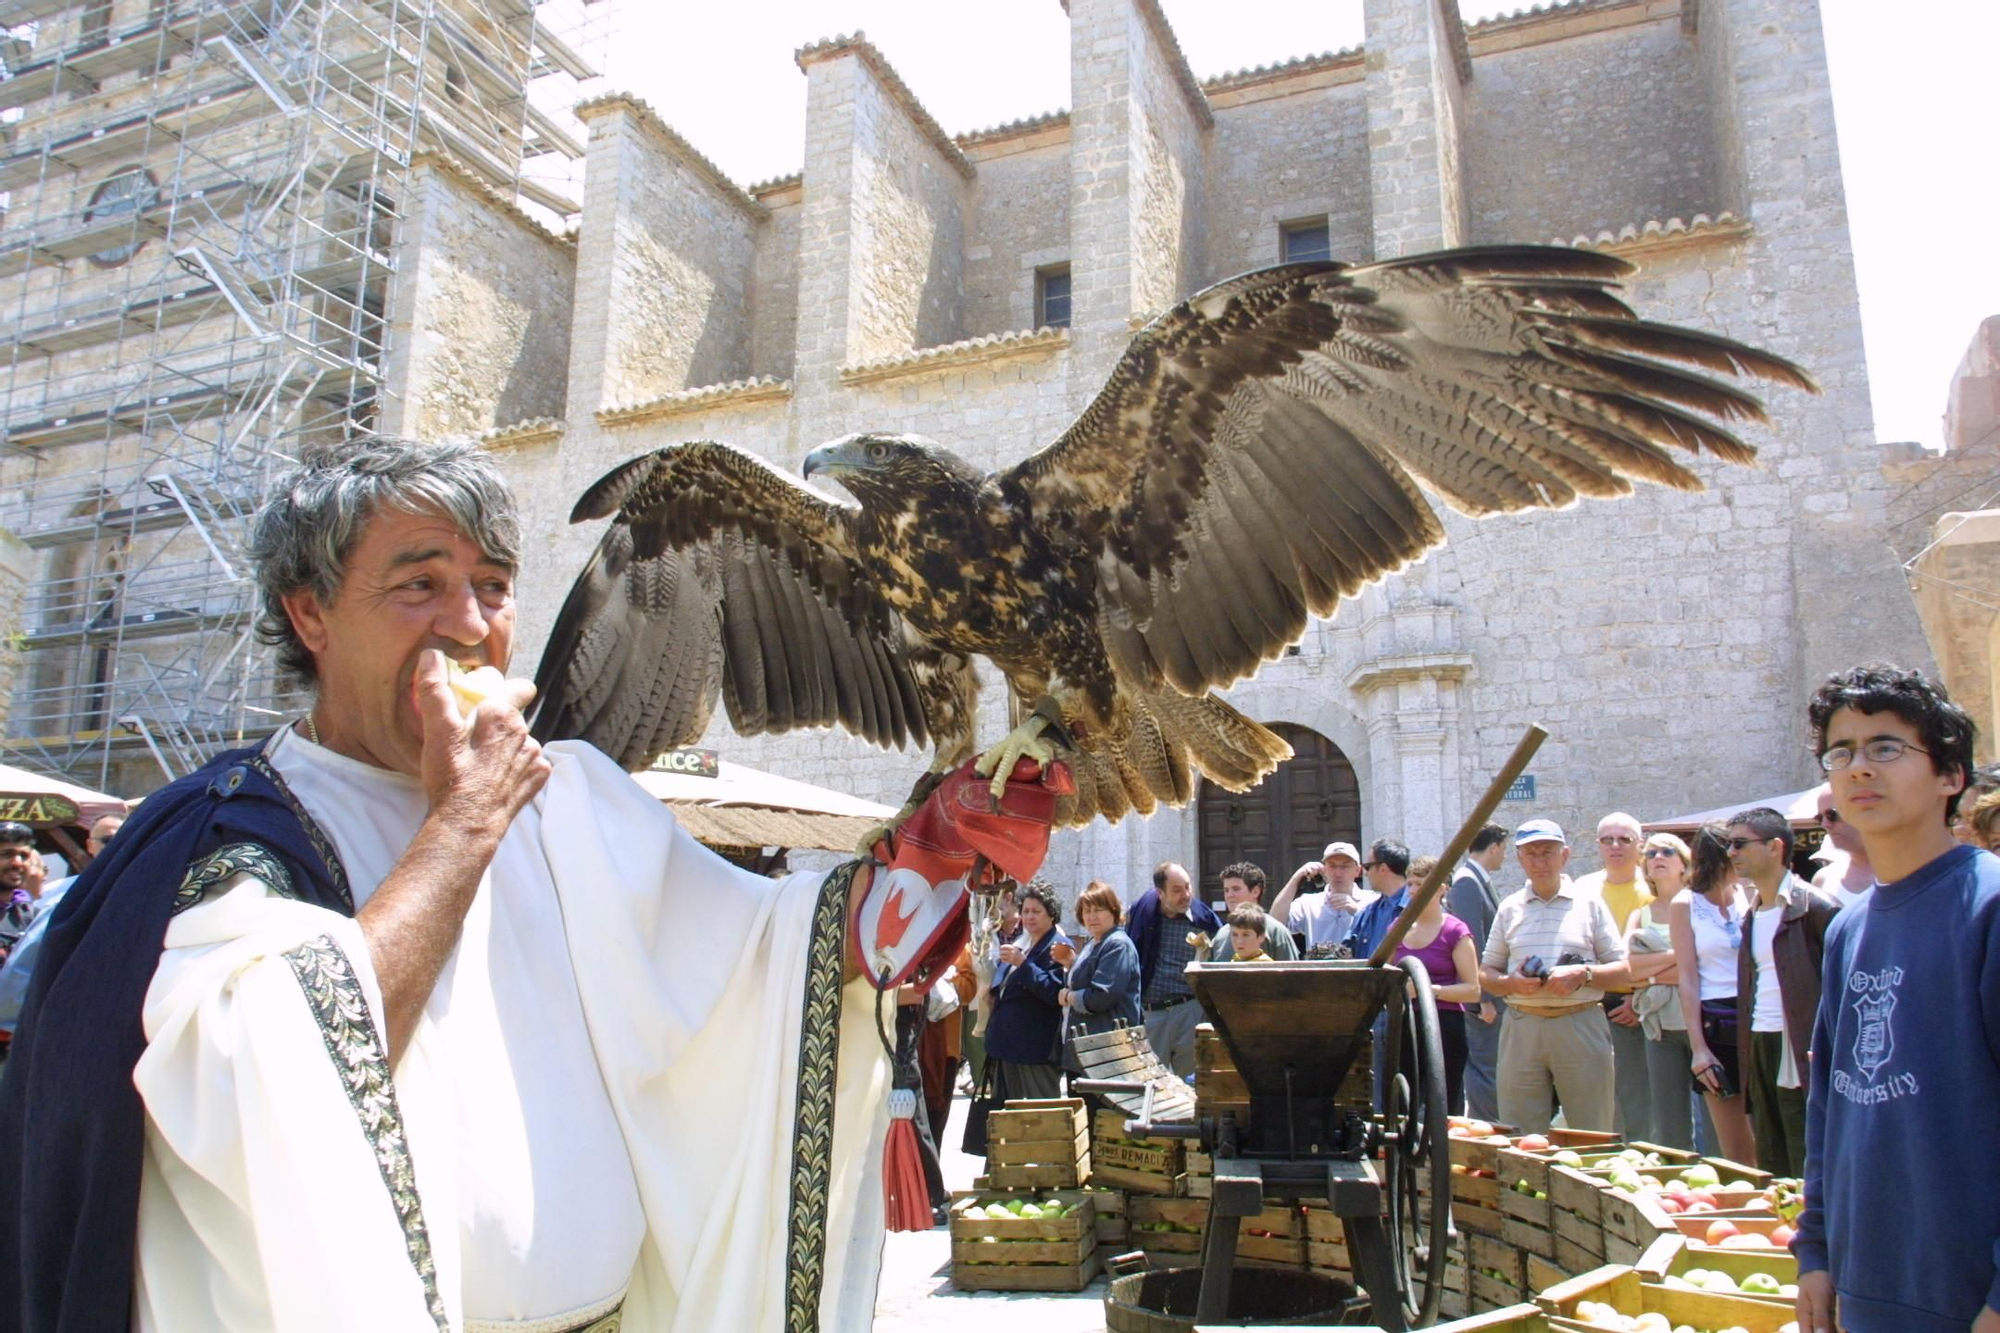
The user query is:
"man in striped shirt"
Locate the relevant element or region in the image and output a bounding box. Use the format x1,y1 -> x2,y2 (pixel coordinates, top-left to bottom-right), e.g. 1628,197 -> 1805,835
1478,819 -> 1631,1133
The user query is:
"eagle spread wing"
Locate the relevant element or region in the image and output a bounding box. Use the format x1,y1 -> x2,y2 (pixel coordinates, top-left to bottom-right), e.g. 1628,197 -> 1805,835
998,246 -> 1814,699
529,441 -> 941,769
533,245 -> 1813,826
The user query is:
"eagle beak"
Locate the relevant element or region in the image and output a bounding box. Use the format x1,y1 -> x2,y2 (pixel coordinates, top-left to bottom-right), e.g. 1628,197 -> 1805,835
802,444 -> 836,480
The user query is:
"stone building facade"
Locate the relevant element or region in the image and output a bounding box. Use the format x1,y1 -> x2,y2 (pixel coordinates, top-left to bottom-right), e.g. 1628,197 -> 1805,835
1884,317 -> 2000,764
363,0 -> 1935,893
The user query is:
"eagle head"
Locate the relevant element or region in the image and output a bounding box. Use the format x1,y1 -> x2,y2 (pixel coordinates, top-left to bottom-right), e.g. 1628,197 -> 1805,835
801,432 -> 983,507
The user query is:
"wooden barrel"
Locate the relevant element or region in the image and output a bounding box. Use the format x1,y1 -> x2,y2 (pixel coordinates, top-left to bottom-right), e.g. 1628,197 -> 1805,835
1102,1265 -> 1360,1331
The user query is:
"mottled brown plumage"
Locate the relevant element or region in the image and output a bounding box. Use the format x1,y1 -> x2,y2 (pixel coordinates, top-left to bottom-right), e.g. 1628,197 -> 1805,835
531,246 -> 1815,826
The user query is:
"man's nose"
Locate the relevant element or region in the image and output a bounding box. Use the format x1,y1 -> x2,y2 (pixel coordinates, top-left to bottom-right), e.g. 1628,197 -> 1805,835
433,582 -> 491,644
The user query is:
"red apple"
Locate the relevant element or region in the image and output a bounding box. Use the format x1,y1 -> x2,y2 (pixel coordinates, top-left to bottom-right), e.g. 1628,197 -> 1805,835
1516,1134 -> 1551,1152
1704,1219 -> 1741,1245
1770,1224 -> 1795,1247
1658,1196 -> 1685,1214
1689,1189 -> 1719,1208
1718,1232 -> 1774,1249
1685,1201 -> 1716,1214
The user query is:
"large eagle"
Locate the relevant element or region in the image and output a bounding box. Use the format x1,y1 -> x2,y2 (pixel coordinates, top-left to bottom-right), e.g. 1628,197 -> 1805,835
529,247 -> 1813,827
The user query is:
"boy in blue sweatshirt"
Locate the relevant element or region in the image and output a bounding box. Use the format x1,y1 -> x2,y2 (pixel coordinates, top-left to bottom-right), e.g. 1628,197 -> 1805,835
1795,665 -> 2000,1333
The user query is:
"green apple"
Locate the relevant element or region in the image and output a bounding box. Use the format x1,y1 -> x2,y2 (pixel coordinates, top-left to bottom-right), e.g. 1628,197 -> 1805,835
1741,1272 -> 1783,1295
1682,1163 -> 1722,1189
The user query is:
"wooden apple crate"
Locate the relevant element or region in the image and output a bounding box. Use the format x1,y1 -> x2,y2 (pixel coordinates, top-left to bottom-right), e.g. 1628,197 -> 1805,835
1302,1201 -> 1351,1275
1636,1233 -> 1797,1301
1556,1234 -> 1608,1274
1452,1167 -> 1502,1209
1501,1214 -> 1554,1260
1182,1150 -> 1211,1198
1550,1202 -> 1605,1260
1537,1263 -> 1797,1332
1667,1211 -> 1793,1245
1454,1198 -> 1508,1237
1468,1231 -> 1526,1310
985,1099 -> 1090,1190
948,1189 -> 1101,1292
1430,1307 -> 1560,1333
1524,1251 -> 1568,1296
1499,1181 -> 1552,1229
1450,1132 -> 1514,1176
1089,1107 -> 1185,1194
1084,1185 -> 1127,1245
1129,1196 -> 1304,1268
1596,1184 -> 1676,1249
1497,1131 -> 1622,1194
1547,1163 -> 1607,1222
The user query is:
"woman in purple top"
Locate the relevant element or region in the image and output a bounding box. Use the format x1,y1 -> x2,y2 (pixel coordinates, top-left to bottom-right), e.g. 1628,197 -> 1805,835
1393,856 -> 1487,1114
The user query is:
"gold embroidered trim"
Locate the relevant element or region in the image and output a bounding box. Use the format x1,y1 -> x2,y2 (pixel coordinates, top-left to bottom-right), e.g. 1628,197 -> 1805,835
283,934 -> 447,1332
249,747 -> 352,913
173,842 -> 297,915
783,861 -> 854,1333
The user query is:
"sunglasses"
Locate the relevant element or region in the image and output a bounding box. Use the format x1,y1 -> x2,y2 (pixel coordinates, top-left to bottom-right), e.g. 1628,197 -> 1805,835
1821,809 -> 1840,826
1643,847 -> 1681,858
1724,836 -> 1775,851
1597,834 -> 1636,846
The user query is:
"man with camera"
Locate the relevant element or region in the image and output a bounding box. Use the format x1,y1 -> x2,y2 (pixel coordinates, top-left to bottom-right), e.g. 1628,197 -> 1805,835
1478,819 -> 1631,1133
1268,842 -> 1372,955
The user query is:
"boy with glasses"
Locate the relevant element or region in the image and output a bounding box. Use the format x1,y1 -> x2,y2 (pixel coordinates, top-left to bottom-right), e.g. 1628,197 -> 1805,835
1794,666 -> 2000,1333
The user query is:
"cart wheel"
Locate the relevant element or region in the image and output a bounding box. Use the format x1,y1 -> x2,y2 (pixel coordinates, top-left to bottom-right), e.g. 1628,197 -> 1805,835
1383,956 -> 1452,1328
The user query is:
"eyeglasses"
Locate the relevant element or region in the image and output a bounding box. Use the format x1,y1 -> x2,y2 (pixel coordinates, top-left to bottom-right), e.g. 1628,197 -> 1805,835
1724,836 -> 1774,852
1819,737 -> 1930,772
1643,847 -> 1680,858
1597,834 -> 1636,846
1361,861 -> 1381,871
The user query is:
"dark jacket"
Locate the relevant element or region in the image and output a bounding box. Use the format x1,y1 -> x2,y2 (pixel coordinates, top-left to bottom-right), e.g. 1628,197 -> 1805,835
1737,873 -> 1840,1083
984,927 -> 1068,1066
1448,861 -> 1501,1004
1063,926 -> 1142,1035
1126,889 -> 1223,994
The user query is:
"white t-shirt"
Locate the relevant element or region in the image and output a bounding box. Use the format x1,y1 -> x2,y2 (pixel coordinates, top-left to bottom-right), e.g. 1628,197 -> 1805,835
1749,906 -> 1785,1032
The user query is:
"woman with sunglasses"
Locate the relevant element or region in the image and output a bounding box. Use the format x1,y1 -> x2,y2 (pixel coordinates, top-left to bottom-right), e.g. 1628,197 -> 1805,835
1617,833 -> 1699,1150
1669,822 -> 1756,1165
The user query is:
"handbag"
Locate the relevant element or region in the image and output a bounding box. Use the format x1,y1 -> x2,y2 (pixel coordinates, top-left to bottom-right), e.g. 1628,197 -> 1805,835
960,1064 -> 999,1157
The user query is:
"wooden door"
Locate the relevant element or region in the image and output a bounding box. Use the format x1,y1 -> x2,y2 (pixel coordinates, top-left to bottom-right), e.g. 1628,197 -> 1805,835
1196,724 -> 1361,898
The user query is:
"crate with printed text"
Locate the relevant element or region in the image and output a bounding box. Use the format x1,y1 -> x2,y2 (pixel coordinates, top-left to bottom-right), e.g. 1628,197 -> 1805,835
985,1098 -> 1091,1190
1089,1106 -> 1186,1195
948,1189 -> 1100,1292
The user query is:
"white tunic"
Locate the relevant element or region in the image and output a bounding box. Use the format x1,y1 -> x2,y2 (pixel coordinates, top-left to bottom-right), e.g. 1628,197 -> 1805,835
131,732 -> 892,1332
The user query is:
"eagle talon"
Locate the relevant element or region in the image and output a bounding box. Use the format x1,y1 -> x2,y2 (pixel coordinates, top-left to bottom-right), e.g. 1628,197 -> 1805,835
973,714 -> 1058,800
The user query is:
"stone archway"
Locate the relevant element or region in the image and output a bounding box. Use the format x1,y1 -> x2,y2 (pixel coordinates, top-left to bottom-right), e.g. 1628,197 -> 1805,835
1195,723 -> 1361,892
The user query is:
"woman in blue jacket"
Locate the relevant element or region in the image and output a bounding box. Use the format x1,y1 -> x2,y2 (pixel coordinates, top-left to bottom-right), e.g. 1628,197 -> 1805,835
983,880 -> 1069,1103
1058,880 -> 1143,1065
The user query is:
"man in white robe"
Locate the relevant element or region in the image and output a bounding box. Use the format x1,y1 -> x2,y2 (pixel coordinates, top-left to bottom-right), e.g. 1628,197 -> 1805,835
2,439 -> 1018,1333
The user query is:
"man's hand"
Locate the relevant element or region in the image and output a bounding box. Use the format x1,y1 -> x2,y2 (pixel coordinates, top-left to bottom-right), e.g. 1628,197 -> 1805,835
997,942 -> 1026,968
1543,964 -> 1588,997
1795,1269 -> 1836,1333
1505,971 -> 1547,998
416,650 -> 549,832
1291,860 -> 1324,886
1974,1304 -> 2000,1333
1479,1001 -> 1498,1025
1609,997 -> 1640,1026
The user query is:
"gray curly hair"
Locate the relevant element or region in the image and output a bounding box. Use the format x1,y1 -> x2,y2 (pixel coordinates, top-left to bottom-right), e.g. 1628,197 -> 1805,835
248,437 -> 521,684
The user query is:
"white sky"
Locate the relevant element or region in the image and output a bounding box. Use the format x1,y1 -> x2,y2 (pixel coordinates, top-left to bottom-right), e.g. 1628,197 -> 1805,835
580,0 -> 2000,452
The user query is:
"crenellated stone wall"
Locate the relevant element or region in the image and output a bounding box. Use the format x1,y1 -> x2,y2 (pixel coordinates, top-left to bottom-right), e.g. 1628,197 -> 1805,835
412,0 -> 1934,897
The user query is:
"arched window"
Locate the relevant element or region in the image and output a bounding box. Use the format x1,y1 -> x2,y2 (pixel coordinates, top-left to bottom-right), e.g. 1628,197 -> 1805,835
83,166 -> 159,268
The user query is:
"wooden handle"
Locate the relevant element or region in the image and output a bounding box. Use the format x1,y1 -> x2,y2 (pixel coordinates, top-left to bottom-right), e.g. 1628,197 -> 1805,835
1367,724 -> 1549,968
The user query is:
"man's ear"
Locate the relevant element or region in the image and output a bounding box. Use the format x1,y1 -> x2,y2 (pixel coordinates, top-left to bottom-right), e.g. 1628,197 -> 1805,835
280,587 -> 331,657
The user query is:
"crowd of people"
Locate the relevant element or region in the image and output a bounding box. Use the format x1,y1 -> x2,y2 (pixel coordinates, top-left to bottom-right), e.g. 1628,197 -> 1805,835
935,665 -> 2000,1333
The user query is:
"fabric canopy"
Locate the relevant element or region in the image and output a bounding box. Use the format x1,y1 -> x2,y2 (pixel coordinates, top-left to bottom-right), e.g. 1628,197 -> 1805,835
627,759 -> 894,853
0,761 -> 129,828
1645,784 -> 1827,832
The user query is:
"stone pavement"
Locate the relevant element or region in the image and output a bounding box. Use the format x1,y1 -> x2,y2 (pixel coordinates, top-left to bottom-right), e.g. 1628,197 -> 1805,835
871,1093 -> 1114,1333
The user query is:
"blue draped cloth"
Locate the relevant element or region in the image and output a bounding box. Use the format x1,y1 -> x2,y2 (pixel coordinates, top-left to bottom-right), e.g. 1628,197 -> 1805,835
0,740 -> 351,1333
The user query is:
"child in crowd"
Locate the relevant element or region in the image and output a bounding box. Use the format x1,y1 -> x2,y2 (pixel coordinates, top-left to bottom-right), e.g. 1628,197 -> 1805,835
1227,903 -> 1274,962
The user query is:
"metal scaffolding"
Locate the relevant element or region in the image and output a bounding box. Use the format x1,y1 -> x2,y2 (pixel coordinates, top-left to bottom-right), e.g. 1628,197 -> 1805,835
0,0 -> 599,793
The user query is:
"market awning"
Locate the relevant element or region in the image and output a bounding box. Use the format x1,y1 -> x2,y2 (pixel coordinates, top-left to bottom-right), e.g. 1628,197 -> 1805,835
628,753 -> 895,853
1645,784 -> 1827,832
0,762 -> 128,828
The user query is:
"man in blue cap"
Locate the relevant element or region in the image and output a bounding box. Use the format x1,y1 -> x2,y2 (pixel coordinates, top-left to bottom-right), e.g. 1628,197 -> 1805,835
1477,818 -> 1631,1132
